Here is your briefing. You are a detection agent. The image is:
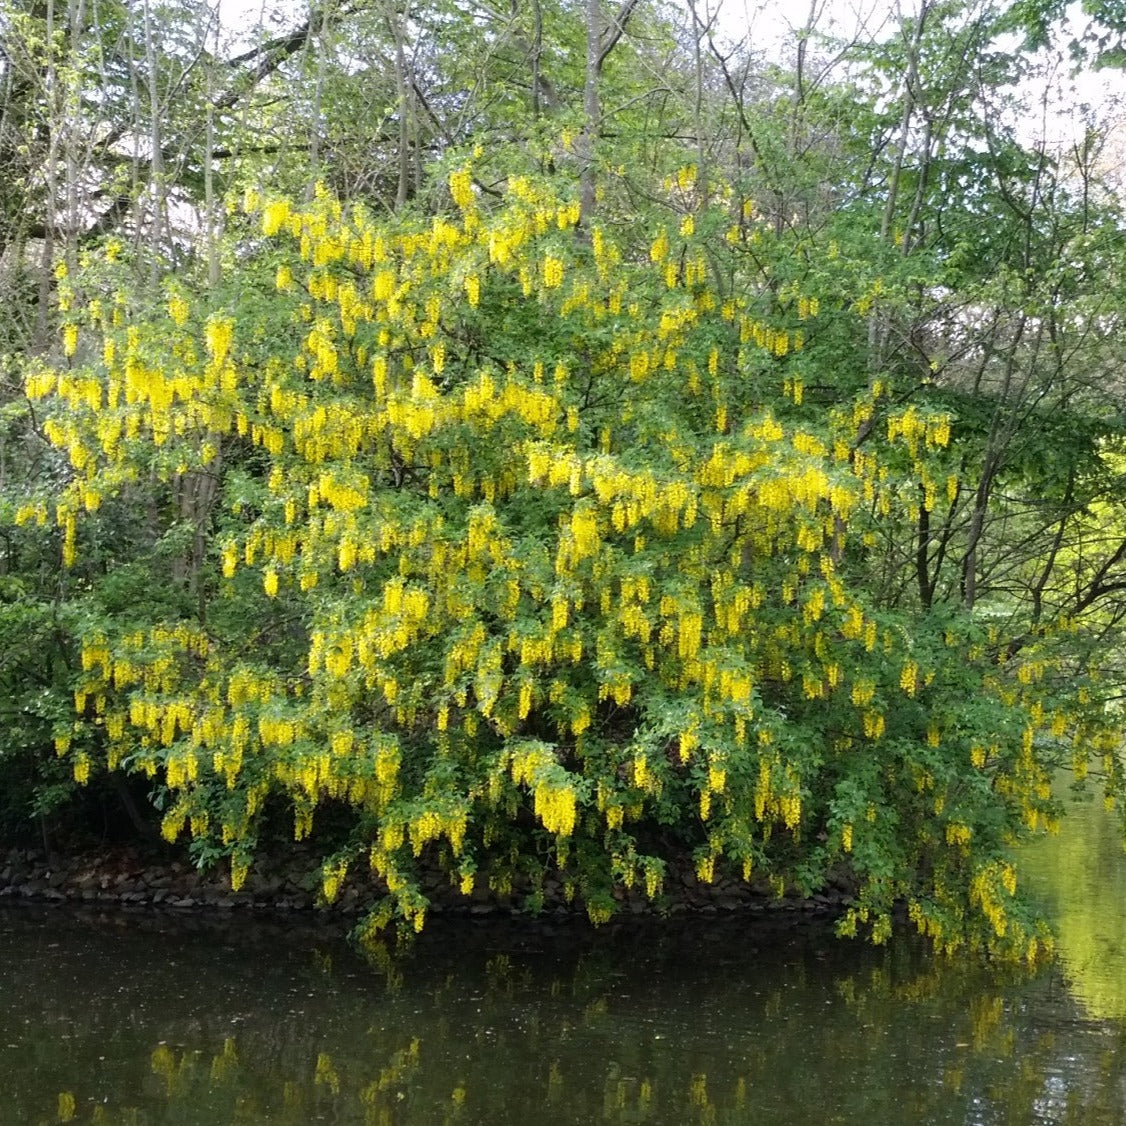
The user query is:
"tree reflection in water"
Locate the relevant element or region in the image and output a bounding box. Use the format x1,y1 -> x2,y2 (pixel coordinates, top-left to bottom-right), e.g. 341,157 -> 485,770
1,906 -> 1123,1124
1021,775 -> 1126,1023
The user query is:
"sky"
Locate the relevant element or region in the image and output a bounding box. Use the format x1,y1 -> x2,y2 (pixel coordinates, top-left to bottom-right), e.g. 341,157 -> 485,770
718,0 -> 1119,145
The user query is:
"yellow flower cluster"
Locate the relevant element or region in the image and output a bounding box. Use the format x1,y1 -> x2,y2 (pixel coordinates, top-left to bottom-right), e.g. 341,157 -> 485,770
970,860 -> 1018,939
448,167 -> 474,212
37,165 -> 1085,951
508,742 -> 577,837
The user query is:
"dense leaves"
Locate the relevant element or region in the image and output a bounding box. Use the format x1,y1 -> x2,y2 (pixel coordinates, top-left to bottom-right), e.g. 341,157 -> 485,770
3,0 -> 1126,959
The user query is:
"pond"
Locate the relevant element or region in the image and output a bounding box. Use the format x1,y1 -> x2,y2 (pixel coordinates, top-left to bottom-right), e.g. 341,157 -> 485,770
1,790 -> 1124,1125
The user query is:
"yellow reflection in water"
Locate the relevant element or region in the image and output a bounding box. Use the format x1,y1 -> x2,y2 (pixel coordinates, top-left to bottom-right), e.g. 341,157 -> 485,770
7,908 -> 1124,1125
1023,778 -> 1126,1020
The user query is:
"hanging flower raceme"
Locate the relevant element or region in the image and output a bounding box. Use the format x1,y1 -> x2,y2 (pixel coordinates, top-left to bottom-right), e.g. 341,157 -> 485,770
24,155 -> 1089,961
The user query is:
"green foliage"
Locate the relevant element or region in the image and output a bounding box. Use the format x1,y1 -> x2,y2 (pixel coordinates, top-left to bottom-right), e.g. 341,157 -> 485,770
19,141 -> 1119,959
3,0 -> 1125,965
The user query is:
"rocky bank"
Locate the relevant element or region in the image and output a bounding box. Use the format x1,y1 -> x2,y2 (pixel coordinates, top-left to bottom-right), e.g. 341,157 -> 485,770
0,844 -> 852,921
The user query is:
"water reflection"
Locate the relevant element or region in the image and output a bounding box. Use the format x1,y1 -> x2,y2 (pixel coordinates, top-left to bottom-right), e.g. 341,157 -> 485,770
1,905 -> 1124,1124
1021,779 -> 1126,1022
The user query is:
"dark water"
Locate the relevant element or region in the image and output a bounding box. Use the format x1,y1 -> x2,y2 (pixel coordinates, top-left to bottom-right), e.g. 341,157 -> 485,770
2,795 -> 1124,1125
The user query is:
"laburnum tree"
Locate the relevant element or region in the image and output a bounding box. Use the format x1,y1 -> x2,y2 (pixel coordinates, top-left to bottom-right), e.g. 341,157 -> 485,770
22,140 -> 1123,959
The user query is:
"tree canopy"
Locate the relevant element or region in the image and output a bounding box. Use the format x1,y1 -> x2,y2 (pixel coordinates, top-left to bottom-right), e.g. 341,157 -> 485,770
2,0 -> 1126,958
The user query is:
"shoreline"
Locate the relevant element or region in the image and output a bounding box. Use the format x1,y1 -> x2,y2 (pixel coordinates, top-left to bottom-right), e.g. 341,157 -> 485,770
0,843 -> 852,922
